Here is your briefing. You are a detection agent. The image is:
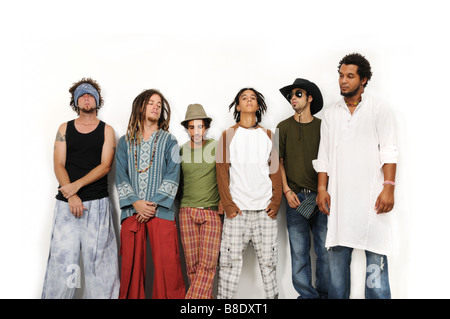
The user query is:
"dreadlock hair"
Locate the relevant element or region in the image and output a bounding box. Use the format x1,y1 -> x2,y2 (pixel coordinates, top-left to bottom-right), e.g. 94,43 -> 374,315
228,88 -> 267,124
68,77 -> 104,115
338,53 -> 373,87
125,89 -> 171,143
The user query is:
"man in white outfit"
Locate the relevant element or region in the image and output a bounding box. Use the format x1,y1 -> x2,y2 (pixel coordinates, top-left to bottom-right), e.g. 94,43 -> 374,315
314,53 -> 398,299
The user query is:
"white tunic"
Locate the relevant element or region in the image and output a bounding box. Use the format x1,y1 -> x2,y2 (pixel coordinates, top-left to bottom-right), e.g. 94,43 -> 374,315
313,94 -> 398,255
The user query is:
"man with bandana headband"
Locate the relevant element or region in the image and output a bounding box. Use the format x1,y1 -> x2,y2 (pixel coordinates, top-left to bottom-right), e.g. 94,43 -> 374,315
276,78 -> 330,299
42,78 -> 119,298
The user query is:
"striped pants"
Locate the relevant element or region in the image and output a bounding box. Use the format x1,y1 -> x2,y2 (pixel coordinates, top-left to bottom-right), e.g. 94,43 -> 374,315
217,210 -> 278,299
42,198 -> 120,299
179,207 -> 222,299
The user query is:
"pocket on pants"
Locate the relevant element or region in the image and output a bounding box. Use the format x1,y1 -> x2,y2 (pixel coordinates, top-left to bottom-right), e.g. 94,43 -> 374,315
269,242 -> 278,268
220,244 -> 233,268
219,216 -> 240,268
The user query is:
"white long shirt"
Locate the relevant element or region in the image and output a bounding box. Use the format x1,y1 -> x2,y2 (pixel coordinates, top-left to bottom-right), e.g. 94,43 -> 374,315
313,94 -> 398,255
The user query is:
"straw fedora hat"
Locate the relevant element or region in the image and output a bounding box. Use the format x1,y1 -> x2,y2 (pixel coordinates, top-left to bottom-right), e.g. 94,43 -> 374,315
181,104 -> 212,126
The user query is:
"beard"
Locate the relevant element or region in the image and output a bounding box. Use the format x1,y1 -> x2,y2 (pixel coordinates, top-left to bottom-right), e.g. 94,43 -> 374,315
340,84 -> 361,98
147,114 -> 159,123
79,106 -> 96,114
293,100 -> 308,114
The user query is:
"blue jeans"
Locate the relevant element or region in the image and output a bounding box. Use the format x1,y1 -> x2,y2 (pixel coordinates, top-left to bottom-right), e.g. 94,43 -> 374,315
328,246 -> 391,299
286,191 -> 330,299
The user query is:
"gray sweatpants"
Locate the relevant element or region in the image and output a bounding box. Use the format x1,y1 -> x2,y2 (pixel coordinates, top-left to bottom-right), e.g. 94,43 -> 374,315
42,198 -> 120,299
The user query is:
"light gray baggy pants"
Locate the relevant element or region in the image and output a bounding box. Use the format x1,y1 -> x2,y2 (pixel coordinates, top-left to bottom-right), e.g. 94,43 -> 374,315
42,197 -> 120,298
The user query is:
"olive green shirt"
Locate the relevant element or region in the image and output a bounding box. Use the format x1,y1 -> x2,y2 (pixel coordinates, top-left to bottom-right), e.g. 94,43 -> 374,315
276,116 -> 321,193
180,139 -> 220,208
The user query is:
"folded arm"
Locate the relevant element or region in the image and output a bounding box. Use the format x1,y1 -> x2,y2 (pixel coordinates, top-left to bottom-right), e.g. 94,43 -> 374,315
57,124 -> 116,199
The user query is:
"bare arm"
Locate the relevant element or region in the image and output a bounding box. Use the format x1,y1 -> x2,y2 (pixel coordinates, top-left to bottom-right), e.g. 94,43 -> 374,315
53,123 -> 71,187
316,172 -> 330,215
53,123 -> 86,217
280,158 -> 301,209
58,124 -> 116,198
375,163 -> 396,214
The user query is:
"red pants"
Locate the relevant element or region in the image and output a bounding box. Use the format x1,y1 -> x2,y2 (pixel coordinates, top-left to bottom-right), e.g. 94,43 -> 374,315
119,216 -> 186,299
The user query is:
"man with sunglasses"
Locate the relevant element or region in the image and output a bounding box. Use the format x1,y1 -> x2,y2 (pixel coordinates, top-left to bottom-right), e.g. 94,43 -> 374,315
276,78 -> 330,299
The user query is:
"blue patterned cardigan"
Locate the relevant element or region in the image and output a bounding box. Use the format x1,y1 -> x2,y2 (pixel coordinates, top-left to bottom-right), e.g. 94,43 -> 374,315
115,130 -> 180,222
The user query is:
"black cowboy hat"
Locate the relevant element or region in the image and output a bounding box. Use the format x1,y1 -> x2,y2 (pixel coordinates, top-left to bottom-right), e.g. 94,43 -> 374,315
279,78 -> 323,115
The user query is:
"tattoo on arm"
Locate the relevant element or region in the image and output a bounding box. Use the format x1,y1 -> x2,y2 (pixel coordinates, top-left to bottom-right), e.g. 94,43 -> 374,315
55,131 -> 66,142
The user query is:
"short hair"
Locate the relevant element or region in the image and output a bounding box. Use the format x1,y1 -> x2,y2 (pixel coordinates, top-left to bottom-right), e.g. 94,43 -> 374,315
338,53 -> 372,87
182,118 -> 211,130
228,88 -> 267,124
69,77 -> 104,114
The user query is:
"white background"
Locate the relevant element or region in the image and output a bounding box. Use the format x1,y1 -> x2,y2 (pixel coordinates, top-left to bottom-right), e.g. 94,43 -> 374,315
1,0 -> 449,299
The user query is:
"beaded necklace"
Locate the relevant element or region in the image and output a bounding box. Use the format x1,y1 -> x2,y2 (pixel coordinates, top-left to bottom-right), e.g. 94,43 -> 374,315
345,100 -> 361,107
134,129 -> 160,173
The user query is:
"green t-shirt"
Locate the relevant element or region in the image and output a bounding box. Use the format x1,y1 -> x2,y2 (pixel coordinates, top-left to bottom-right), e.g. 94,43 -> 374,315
276,116 -> 321,193
180,139 -> 220,208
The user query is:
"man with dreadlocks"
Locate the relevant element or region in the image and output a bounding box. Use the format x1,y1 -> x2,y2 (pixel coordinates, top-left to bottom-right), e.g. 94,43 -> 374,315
42,78 -> 119,298
115,89 -> 186,299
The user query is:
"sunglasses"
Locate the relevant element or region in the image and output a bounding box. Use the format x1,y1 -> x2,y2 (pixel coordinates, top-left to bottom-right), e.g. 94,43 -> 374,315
287,90 -> 303,100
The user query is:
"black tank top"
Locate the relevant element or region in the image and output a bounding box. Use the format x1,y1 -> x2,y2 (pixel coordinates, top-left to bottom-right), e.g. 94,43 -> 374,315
56,120 -> 109,202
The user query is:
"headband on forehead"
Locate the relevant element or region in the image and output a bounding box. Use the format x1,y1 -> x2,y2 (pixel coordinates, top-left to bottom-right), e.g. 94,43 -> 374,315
74,83 -> 100,107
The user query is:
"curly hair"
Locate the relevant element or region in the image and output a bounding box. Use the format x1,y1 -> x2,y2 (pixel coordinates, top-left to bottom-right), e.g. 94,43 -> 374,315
68,77 -> 104,115
126,89 -> 171,143
338,53 -> 372,87
228,88 -> 267,124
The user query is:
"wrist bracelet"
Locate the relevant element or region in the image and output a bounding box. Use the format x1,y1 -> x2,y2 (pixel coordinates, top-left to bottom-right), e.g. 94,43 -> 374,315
383,181 -> 396,186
